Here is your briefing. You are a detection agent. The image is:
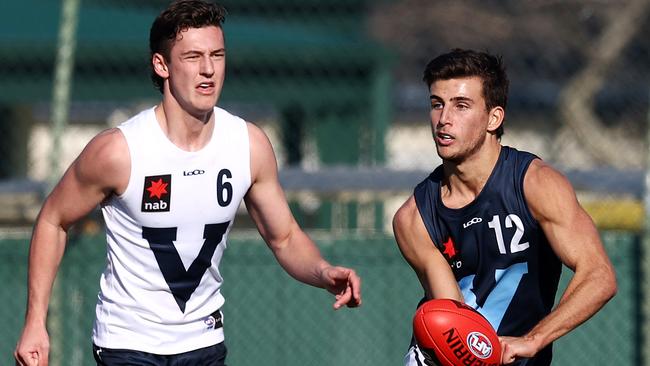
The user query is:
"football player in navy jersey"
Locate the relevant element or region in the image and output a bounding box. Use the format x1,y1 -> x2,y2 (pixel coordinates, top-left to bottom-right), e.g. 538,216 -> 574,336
395,49 -> 616,365
14,1 -> 361,365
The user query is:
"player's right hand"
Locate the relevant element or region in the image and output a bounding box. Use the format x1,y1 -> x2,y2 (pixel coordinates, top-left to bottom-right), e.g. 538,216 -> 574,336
15,323 -> 49,366
320,266 -> 362,309
499,335 -> 540,365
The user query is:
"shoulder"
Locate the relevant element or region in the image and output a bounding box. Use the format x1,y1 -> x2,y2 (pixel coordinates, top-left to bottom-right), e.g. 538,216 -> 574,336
81,128 -> 128,165
412,168 -> 442,211
118,106 -> 156,131
501,146 -> 538,175
415,168 -> 443,191
393,195 -> 436,248
212,106 -> 266,146
523,159 -> 578,221
246,122 -> 271,145
246,122 -> 274,158
245,122 -> 277,182
503,145 -> 538,160
524,159 -> 570,192
393,195 -> 421,230
74,128 -> 130,192
213,106 -> 248,128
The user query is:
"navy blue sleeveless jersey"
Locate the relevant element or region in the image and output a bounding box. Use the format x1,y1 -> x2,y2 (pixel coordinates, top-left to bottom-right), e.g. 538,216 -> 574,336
413,146 -> 562,366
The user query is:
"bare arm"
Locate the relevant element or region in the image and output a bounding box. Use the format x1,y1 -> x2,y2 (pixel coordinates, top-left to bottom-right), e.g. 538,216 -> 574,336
15,129 -> 129,366
243,123 -> 361,309
500,159 -> 617,363
393,195 -> 462,301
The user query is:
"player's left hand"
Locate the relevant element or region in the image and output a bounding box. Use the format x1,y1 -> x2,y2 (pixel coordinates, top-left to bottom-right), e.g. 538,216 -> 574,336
320,266 -> 362,309
499,335 -> 539,364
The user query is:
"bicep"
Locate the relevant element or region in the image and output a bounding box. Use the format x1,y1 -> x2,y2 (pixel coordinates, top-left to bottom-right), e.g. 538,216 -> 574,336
39,129 -> 128,230
244,123 -> 296,245
524,161 -> 608,271
244,174 -> 296,245
393,196 -> 461,300
393,196 -> 433,268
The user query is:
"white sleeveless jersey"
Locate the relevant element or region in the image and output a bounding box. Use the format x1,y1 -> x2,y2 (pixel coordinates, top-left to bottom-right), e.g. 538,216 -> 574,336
92,106 -> 251,354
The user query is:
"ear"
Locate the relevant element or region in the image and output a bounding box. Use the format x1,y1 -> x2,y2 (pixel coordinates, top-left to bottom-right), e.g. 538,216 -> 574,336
152,53 -> 169,79
487,106 -> 504,133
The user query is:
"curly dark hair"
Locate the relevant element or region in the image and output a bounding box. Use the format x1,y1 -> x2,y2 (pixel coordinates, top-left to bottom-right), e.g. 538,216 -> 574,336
149,0 -> 227,93
423,49 -> 509,138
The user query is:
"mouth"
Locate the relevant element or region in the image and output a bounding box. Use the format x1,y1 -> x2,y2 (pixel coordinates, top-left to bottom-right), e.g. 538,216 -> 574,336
435,131 -> 454,145
196,81 -> 215,93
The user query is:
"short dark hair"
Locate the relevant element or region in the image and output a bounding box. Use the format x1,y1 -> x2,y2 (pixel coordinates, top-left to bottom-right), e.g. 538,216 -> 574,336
149,0 -> 227,93
423,49 -> 508,138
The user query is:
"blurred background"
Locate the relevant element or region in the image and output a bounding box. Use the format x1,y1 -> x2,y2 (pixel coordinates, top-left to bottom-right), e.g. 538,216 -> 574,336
1,0 -> 648,364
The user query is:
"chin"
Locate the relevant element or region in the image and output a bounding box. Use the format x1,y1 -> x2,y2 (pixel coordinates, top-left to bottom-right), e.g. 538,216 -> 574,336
435,145 -> 452,158
436,146 -> 463,163
184,105 -> 215,121
194,100 -> 218,113
195,92 -> 220,107
199,104 -> 216,112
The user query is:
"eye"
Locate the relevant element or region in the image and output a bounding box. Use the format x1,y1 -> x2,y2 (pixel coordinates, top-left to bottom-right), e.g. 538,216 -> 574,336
210,49 -> 226,59
431,102 -> 443,109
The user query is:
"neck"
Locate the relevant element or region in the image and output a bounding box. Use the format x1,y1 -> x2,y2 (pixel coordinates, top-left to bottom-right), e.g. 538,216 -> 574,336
155,101 -> 215,152
442,142 -> 501,202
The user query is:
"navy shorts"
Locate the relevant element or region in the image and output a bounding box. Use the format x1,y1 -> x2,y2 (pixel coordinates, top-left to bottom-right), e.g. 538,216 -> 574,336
92,342 -> 227,366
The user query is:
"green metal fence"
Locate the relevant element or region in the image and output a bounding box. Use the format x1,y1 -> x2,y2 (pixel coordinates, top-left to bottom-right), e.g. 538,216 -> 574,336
0,231 -> 638,365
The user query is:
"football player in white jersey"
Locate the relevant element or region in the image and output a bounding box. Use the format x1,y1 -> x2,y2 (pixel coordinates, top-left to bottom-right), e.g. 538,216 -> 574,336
14,1 -> 361,365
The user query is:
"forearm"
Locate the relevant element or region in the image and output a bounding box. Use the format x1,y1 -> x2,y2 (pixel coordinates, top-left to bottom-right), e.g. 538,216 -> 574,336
422,264 -> 462,301
525,267 -> 616,349
24,220 -> 68,325
270,228 -> 330,288
393,208 -> 461,301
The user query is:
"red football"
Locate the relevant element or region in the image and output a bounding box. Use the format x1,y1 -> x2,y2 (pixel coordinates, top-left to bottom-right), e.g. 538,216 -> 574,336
413,299 -> 501,366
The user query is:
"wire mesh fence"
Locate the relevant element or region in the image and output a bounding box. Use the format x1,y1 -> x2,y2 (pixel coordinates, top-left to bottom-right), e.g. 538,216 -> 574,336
0,0 -> 649,364
0,232 -> 639,365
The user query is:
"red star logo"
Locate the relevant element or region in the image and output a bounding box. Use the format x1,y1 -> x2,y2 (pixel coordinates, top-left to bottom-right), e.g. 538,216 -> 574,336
442,237 -> 457,259
147,178 -> 169,199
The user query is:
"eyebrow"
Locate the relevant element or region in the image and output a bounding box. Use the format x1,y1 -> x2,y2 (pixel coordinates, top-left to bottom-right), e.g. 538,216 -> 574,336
430,95 -> 474,103
180,48 -> 225,56
180,50 -> 202,56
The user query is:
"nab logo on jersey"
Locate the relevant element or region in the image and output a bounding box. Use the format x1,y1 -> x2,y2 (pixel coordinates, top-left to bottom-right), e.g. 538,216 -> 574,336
142,175 -> 171,212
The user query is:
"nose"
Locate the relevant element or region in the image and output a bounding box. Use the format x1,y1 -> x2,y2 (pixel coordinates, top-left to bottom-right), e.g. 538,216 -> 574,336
200,55 -> 214,76
431,106 -> 450,128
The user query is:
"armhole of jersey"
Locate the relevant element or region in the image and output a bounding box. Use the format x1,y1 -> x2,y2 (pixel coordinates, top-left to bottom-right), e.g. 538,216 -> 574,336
413,180 -> 441,250
519,156 -> 539,229
113,125 -> 134,201
241,120 -> 252,189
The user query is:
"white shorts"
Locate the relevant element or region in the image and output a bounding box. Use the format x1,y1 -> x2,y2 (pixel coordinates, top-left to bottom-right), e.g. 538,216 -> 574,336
404,343 -> 436,366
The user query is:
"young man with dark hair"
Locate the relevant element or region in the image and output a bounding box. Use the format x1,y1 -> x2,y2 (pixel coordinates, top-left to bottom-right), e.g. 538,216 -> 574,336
394,49 -> 616,365
14,1 -> 361,365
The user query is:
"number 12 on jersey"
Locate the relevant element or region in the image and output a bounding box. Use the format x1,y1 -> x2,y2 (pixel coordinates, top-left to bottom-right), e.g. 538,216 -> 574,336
487,214 -> 530,254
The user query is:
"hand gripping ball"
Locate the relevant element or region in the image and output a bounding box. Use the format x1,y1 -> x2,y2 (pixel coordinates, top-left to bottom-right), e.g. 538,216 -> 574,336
413,299 -> 501,366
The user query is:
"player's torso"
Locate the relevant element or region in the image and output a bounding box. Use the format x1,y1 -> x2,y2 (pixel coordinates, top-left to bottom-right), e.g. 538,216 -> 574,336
94,106 -> 251,353
415,147 -> 562,340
